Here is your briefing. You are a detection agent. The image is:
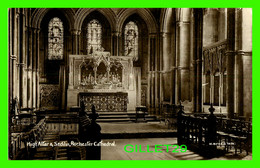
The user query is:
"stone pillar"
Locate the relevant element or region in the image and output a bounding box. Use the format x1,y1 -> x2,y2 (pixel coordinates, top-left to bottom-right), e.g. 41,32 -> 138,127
17,9 -> 24,108
155,36 -> 160,115
236,8 -> 252,118
148,33 -> 156,114
13,9 -> 19,102
161,32 -> 173,103
27,26 -> 33,109
59,64 -> 66,111
242,9 -> 252,119
32,28 -> 38,109
9,9 -> 14,104
236,50 -> 244,117
112,32 -> 119,56
71,29 -> 80,55
226,8 -> 236,118
36,29 -> 40,109
192,9 -> 203,113
177,21 -> 191,102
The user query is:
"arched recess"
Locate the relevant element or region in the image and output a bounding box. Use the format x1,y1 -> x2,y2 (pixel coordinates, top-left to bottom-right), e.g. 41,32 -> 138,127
119,10 -> 153,110
38,9 -> 72,111
121,13 -> 149,80
39,9 -> 71,83
80,11 -> 112,54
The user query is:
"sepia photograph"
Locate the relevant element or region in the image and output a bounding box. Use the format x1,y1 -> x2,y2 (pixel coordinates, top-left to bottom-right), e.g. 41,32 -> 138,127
8,8 -> 252,160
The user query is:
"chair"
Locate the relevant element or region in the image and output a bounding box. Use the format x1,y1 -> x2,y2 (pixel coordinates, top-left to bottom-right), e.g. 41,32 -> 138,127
135,106 -> 148,122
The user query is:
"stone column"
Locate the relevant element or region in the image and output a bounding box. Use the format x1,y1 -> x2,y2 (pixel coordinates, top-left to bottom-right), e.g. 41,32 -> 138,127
32,28 -> 38,109
71,29 -> 81,55
148,33 -> 156,114
21,9 -> 28,108
27,26 -> 33,109
235,8 -> 252,118
161,32 -> 173,102
155,36 -> 160,115
177,21 -> 191,102
13,9 -> 19,103
16,9 -> 24,108
112,31 -> 119,56
36,29 -> 40,109
9,9 -> 14,104
193,8 -> 203,113
226,8 -> 236,118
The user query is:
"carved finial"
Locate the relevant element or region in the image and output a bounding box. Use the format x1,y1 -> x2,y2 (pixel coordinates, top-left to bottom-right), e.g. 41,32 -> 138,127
209,103 -> 215,115
89,105 -> 99,123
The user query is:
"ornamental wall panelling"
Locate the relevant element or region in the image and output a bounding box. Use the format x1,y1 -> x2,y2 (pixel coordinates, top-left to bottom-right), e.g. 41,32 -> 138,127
202,40 -> 227,107
40,84 -> 60,110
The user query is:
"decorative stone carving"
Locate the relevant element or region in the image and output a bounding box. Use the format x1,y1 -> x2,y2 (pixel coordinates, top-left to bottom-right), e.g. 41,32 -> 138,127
203,40 -> 227,74
69,51 -> 132,90
40,84 -> 60,109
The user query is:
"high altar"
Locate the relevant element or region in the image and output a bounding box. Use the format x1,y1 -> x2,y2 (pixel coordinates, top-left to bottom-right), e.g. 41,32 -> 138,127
67,51 -> 140,112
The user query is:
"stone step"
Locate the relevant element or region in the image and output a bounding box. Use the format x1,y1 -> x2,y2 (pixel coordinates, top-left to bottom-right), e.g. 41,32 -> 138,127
56,157 -> 68,160
97,118 -> 160,122
98,115 -> 131,119
97,118 -> 132,122
93,111 -> 159,123
98,112 -> 136,115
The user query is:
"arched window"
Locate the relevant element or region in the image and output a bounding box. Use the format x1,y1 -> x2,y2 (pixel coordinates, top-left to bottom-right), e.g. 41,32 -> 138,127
87,19 -> 102,54
48,17 -> 63,60
124,21 -> 138,60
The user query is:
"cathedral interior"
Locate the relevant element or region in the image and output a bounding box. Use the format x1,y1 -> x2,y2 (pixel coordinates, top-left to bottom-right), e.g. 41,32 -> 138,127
8,8 -> 252,160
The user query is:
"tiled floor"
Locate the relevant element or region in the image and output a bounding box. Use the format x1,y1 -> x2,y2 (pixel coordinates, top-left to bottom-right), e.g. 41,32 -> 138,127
29,122 -> 252,160
101,138 -> 252,160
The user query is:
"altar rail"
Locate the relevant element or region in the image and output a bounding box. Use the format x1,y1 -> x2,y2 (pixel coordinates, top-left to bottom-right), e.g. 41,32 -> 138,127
177,106 -> 252,157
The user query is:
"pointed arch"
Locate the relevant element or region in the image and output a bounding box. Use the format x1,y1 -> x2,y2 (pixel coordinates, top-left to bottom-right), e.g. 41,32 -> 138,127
160,8 -> 174,33
75,8 -> 116,32
117,8 -> 157,34
31,8 -> 75,30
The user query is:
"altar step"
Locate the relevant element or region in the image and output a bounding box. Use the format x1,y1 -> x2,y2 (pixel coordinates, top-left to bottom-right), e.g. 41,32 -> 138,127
96,112 -> 159,123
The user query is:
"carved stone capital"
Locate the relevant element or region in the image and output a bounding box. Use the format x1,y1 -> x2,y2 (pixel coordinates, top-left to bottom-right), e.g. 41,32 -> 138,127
71,29 -> 81,35
10,55 -> 17,60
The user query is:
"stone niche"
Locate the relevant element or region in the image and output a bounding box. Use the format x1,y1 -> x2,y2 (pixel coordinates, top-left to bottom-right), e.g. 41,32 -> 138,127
67,51 -> 138,111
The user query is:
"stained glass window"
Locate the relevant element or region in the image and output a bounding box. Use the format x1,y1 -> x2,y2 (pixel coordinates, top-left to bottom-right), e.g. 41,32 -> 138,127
87,19 -> 102,54
48,17 -> 64,60
124,21 -> 138,60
